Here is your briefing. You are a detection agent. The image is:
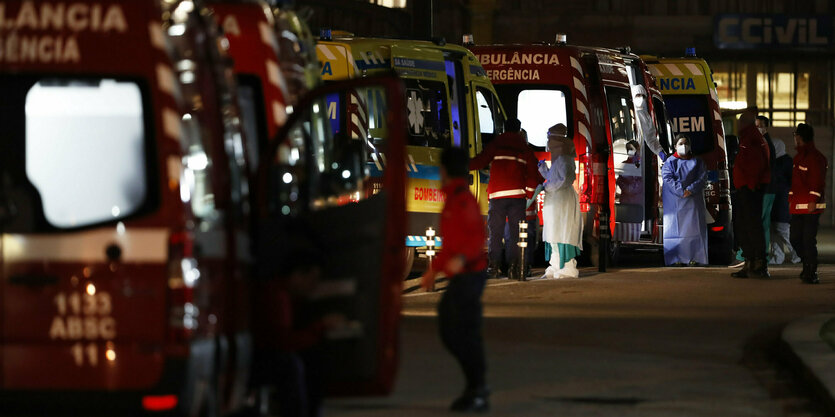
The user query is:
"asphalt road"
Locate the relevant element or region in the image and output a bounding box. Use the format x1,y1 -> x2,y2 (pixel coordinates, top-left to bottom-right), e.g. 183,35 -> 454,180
326,263 -> 835,416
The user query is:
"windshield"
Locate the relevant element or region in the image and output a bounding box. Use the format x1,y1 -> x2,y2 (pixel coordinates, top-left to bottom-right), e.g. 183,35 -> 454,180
494,85 -> 571,148
0,76 -> 157,232
662,95 -> 715,156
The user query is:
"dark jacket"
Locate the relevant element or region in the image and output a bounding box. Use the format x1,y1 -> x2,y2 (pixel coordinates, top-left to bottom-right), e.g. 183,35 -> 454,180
763,132 -> 778,193
789,141 -> 828,215
771,154 -> 792,223
733,125 -> 771,191
469,132 -> 540,199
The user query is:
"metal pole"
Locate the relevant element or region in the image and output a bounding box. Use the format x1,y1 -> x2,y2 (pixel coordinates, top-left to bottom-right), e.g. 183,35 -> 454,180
425,227 -> 436,292
428,0 -> 434,39
518,220 -> 528,281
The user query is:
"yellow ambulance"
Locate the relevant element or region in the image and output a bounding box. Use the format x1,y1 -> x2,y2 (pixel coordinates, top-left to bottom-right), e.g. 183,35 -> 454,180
643,51 -> 734,264
316,32 -> 506,254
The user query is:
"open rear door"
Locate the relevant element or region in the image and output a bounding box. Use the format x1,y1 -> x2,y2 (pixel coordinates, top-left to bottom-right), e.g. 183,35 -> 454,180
254,74 -> 407,395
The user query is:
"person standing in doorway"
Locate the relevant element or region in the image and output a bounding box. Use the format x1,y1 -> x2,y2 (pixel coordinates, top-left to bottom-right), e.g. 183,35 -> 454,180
789,123 -> 827,284
470,118 -> 540,280
769,139 -> 800,265
662,135 -> 708,266
538,123 -> 583,279
731,109 -> 771,278
422,147 -> 490,412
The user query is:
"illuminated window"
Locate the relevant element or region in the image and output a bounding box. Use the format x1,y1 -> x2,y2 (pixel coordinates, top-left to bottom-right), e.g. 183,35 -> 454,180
25,80 -> 149,228
516,89 -> 569,148
369,0 -> 407,8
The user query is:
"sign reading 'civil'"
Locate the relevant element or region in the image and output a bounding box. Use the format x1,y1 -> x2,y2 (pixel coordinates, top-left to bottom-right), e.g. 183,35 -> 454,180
714,14 -> 832,49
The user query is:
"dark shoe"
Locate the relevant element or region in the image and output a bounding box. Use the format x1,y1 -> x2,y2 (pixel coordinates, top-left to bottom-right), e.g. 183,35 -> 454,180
450,389 -> 490,413
731,259 -> 751,278
507,262 -> 521,281
804,263 -> 820,284
487,261 -> 500,279
751,257 -> 770,278
799,263 -> 810,282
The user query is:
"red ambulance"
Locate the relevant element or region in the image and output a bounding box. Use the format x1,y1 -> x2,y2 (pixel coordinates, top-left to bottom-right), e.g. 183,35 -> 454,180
469,37 -> 672,268
0,0 -> 408,414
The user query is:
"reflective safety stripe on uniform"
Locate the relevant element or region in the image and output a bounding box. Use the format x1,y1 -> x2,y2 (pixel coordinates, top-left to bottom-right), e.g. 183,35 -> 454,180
493,155 -> 527,164
489,189 -> 526,199
795,203 -> 827,210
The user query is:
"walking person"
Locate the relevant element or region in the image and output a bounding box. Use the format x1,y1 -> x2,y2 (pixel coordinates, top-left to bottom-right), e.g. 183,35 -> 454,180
731,109 -> 771,278
789,123 -> 827,284
422,147 -> 490,412
538,123 -> 583,279
662,135 -> 708,266
470,118 -> 540,280
769,139 -> 801,264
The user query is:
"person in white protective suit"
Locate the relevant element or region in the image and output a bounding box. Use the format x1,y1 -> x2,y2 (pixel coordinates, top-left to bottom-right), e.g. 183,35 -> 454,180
538,123 -> 583,278
632,85 -> 667,160
662,135 -> 708,266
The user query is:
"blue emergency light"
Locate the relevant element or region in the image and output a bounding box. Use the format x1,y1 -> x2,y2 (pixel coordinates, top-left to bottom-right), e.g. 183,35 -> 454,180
685,47 -> 697,57
320,28 -> 332,41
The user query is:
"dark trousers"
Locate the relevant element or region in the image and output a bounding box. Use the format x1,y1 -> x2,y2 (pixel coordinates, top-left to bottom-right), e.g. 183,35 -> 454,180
487,198 -> 525,264
735,187 -> 766,260
790,213 -> 821,264
438,271 -> 487,391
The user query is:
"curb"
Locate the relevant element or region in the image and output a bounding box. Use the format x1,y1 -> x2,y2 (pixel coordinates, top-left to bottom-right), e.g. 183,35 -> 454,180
780,314 -> 835,415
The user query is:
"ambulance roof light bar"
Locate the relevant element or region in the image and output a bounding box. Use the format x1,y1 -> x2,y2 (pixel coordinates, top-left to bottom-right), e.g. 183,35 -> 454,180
555,33 -> 567,45
320,28 -> 332,41
462,34 -> 474,46
685,47 -> 697,57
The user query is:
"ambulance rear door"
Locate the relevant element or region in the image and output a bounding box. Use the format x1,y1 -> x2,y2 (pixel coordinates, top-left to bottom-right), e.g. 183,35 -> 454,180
470,80 -> 506,213
255,75 -> 407,395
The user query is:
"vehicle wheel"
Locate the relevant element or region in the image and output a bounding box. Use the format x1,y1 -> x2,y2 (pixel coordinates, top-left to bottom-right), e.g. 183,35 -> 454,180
708,240 -> 735,265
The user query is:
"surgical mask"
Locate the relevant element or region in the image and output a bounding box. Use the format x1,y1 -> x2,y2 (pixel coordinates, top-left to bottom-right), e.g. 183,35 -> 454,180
676,144 -> 689,155
634,96 -> 645,109
758,127 -> 766,135
627,149 -> 636,156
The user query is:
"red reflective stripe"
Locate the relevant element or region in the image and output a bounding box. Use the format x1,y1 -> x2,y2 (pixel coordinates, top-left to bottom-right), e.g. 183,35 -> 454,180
142,395 -> 178,411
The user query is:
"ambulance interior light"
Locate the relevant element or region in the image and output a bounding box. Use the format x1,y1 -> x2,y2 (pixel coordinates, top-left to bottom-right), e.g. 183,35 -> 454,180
685,47 -> 697,57
555,33 -> 567,45
463,34 -> 474,46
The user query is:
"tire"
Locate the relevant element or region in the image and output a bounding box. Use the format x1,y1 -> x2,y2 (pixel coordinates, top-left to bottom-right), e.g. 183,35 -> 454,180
708,240 -> 735,265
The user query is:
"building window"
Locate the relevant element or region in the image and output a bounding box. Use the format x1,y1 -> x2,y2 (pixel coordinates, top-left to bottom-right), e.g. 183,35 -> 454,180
713,61 -> 811,127
369,0 -> 407,8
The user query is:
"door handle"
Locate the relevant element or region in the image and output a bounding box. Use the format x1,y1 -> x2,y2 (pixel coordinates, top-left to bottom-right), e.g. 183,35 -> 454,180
9,274 -> 59,287
469,173 -> 475,185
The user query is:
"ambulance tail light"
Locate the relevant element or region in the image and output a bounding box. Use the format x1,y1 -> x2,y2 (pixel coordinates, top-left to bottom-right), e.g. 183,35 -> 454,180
711,226 -> 724,232
578,152 -> 592,212
142,395 -> 179,412
167,231 -> 198,346
462,34 -> 474,46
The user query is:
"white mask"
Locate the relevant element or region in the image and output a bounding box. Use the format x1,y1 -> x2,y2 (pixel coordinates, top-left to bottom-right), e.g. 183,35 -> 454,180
627,149 -> 636,156
634,96 -> 645,109
758,127 -> 766,135
676,144 -> 689,155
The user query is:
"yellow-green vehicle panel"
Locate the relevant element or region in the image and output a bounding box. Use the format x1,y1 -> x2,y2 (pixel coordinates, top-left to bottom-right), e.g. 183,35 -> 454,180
317,36 -> 505,244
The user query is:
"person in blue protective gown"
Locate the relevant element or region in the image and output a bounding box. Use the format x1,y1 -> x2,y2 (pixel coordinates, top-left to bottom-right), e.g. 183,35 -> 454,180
538,123 -> 583,278
662,135 -> 708,266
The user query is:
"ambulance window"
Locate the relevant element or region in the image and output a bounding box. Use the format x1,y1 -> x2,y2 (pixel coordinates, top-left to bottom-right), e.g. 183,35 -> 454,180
403,79 -> 451,148
651,97 -> 673,154
236,74 -> 268,173
605,87 -> 638,145
24,79 -> 150,228
475,87 -> 504,147
517,89 -> 569,148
